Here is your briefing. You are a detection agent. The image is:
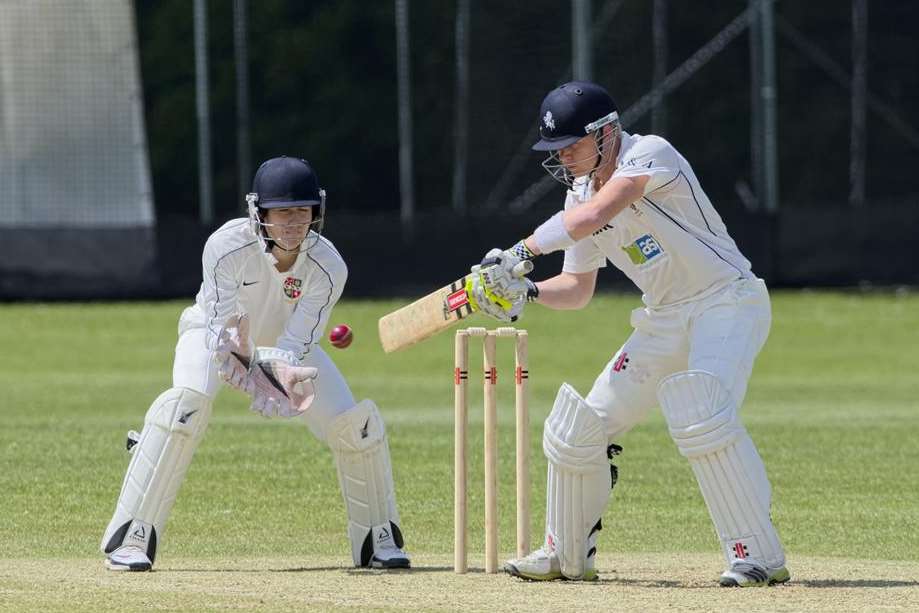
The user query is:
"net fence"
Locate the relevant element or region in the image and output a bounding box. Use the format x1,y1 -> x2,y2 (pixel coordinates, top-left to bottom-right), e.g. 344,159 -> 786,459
0,0 -> 153,228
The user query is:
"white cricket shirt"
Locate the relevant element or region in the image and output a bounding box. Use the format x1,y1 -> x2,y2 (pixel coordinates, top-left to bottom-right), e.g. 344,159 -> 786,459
191,218 -> 347,359
562,131 -> 753,307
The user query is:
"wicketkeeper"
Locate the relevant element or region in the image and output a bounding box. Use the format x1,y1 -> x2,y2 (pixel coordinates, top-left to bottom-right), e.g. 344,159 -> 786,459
468,81 -> 789,587
101,157 -> 410,571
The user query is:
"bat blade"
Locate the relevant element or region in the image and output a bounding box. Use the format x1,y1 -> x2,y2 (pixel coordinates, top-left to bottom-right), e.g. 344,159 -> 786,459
378,275 -> 476,353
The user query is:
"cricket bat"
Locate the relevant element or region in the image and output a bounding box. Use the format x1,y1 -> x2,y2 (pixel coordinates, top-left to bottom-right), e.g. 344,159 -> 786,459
378,275 -> 476,353
378,260 -> 533,353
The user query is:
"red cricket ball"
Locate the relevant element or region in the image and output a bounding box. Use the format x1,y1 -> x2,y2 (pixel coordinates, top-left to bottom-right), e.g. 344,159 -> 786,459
329,324 -> 353,349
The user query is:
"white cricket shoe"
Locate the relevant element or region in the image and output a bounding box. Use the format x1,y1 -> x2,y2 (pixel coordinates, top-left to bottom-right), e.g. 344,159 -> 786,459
503,548 -> 597,582
719,561 -> 790,587
370,547 -> 411,569
105,546 -> 152,572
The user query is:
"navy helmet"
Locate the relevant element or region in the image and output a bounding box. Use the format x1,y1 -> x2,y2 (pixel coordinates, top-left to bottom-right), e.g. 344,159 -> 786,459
246,156 -> 326,253
250,156 -> 324,209
532,81 -> 619,151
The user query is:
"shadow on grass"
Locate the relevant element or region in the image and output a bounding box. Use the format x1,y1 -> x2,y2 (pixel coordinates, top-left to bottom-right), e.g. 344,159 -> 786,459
597,577 -> 919,589
162,565 -> 453,574
596,577 -> 714,589
799,579 -> 919,588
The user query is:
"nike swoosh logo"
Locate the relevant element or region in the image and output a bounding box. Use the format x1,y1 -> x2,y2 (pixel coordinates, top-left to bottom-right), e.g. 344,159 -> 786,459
243,280 -> 258,286
178,409 -> 198,424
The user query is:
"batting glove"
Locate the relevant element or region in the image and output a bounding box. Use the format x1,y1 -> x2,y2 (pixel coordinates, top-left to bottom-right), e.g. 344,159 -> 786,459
466,264 -> 527,323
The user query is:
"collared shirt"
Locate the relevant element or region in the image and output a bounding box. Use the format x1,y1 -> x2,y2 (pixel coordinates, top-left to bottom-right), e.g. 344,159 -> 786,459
562,131 -> 752,308
193,218 -> 346,359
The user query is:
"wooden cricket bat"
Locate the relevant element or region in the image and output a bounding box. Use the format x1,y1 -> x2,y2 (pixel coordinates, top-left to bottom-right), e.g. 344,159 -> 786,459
378,275 -> 477,353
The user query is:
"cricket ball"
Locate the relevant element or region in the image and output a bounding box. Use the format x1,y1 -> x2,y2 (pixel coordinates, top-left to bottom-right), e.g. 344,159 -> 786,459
329,324 -> 353,349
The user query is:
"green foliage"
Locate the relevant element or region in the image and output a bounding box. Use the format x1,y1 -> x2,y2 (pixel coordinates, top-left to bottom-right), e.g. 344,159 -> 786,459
0,291 -> 917,564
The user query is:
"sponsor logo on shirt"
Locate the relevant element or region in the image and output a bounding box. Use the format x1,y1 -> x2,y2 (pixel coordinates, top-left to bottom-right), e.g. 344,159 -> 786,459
621,234 -> 663,266
283,276 -> 303,300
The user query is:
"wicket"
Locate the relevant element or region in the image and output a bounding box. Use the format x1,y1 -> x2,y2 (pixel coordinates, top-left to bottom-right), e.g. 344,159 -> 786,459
454,327 -> 529,574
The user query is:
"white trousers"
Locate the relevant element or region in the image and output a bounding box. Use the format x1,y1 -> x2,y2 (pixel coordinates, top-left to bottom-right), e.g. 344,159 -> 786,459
585,278 -> 772,437
172,306 -> 355,441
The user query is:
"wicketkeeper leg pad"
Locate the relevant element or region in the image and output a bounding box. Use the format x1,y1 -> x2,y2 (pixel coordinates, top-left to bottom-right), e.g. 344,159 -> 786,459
100,387 -> 212,562
658,370 -> 785,569
542,383 -> 615,579
327,400 -> 407,567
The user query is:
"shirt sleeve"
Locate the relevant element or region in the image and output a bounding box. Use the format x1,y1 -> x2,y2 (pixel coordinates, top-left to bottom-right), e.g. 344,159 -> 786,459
276,253 -> 347,359
562,238 -> 606,273
613,136 -> 681,195
560,192 -> 606,273
200,234 -> 243,349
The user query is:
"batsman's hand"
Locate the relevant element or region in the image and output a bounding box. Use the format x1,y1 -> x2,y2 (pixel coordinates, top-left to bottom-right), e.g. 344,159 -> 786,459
467,249 -> 533,322
474,247 -> 534,302
246,348 -> 318,418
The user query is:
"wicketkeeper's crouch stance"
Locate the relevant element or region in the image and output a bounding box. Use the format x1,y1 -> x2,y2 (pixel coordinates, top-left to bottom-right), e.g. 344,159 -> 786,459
101,157 -> 409,571
467,81 -> 789,587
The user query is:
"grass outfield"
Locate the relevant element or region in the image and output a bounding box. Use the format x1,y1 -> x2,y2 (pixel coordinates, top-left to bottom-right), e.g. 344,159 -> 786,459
1,291 -> 917,611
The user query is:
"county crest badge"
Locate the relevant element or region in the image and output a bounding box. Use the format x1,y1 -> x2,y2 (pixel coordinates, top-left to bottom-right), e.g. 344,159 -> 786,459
283,276 -> 302,300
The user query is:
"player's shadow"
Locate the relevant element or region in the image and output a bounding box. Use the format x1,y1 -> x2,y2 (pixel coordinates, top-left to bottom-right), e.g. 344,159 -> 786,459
343,566 -> 451,575
596,576 -> 714,589
163,566 -> 345,573
597,577 -> 919,589
799,579 -> 919,588
162,565 -> 452,574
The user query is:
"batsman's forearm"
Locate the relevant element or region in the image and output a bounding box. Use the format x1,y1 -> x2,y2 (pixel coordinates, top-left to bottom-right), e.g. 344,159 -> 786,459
526,175 -> 651,255
523,236 -> 541,256
531,271 -> 596,310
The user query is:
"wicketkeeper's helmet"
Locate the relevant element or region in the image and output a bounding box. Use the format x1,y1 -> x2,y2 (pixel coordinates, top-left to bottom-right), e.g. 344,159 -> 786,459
246,156 -> 326,252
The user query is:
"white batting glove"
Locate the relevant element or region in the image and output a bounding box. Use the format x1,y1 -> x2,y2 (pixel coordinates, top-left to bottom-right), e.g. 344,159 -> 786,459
215,314 -> 255,392
246,348 -> 318,418
467,262 -> 530,323
470,247 -> 534,301
486,240 -> 537,270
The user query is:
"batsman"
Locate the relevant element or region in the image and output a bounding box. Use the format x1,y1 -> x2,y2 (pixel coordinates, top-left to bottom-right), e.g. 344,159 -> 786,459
100,157 -> 409,571
468,81 -> 789,587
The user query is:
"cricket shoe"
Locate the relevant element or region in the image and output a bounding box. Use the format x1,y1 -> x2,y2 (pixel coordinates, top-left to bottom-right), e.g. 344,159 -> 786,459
105,545 -> 152,572
719,561 -> 790,587
370,547 -> 411,569
503,548 -> 597,582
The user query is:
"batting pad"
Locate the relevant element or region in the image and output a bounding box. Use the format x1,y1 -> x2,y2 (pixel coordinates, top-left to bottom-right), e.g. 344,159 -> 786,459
327,400 -> 403,566
658,370 -> 785,569
101,387 -> 212,562
542,383 -> 612,579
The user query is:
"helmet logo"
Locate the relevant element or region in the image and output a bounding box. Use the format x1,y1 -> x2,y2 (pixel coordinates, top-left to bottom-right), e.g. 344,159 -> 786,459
543,111 -> 555,131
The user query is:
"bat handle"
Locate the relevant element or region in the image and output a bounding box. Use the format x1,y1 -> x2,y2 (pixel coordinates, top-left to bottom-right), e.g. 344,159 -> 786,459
512,260 -> 534,278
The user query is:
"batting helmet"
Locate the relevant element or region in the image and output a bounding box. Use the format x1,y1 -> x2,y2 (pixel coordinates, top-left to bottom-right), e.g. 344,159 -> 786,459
532,81 -> 619,151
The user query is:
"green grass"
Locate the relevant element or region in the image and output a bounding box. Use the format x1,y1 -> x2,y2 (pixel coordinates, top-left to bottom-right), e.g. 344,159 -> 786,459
0,290 -> 917,567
